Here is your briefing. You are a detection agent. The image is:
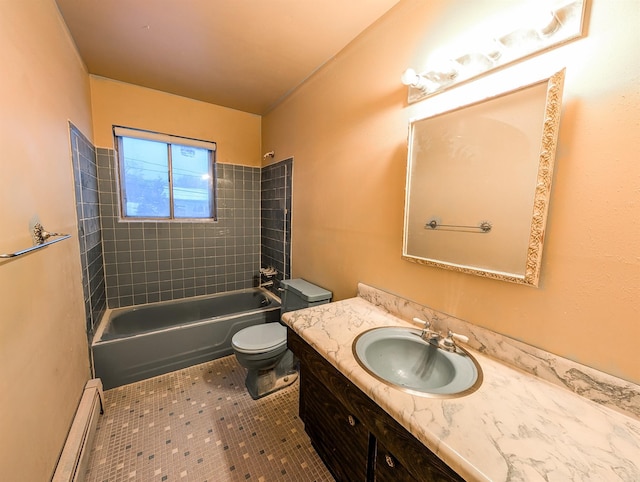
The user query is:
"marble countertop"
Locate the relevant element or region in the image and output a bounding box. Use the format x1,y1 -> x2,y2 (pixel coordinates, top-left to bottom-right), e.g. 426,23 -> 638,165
282,294 -> 640,481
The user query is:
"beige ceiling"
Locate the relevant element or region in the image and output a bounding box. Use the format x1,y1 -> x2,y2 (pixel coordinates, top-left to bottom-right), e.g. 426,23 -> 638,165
55,0 -> 400,115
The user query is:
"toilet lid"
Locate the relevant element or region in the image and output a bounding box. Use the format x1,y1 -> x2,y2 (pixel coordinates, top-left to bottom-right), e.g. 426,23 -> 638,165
232,323 -> 287,354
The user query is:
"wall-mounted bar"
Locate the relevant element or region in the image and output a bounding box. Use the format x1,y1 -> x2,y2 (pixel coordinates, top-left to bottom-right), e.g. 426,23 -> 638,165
1,223 -> 71,259
425,219 -> 492,233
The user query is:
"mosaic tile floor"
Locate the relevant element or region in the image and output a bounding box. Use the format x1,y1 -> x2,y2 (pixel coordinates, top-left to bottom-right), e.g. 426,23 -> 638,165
85,355 -> 334,482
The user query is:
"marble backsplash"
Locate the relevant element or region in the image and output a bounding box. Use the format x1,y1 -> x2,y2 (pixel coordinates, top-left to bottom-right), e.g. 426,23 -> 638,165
357,283 -> 640,422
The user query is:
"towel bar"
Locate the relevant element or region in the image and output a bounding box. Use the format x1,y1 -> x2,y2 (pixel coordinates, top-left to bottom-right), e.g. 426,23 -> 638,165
1,223 -> 71,259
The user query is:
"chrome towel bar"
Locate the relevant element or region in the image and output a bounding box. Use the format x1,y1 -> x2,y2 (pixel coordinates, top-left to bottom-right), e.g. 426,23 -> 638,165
1,223 -> 71,259
425,219 -> 492,233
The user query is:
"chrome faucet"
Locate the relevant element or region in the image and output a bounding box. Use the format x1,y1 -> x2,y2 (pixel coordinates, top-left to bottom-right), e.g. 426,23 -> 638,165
439,330 -> 470,353
415,318 -> 441,344
412,317 -> 469,353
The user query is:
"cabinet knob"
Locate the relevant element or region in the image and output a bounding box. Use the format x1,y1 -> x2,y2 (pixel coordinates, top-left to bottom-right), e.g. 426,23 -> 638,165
385,454 -> 395,468
347,415 -> 356,426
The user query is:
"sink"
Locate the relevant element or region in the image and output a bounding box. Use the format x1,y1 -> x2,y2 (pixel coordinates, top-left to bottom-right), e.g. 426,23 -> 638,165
352,326 -> 482,397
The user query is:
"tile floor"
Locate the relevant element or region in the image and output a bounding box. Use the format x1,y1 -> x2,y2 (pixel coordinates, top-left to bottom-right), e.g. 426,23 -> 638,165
85,355 -> 334,481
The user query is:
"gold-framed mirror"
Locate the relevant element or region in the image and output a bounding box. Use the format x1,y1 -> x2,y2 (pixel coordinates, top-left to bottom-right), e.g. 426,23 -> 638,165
402,68 -> 565,286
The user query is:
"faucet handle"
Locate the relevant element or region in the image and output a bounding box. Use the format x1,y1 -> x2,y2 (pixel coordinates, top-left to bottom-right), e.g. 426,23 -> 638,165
441,330 -> 469,352
412,317 -> 430,328
449,331 -> 469,344
413,318 -> 442,345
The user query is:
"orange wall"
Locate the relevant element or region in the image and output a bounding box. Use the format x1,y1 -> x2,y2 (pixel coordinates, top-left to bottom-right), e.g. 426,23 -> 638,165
263,0 -> 640,384
90,76 -> 262,166
0,0 -> 93,480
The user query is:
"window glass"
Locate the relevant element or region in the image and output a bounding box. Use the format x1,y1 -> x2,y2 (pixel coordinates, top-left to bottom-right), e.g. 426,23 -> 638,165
116,128 -> 216,220
121,137 -> 170,217
171,144 -> 212,218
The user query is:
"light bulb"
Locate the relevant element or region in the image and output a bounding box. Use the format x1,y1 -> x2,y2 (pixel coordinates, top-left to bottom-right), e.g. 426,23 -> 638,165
401,68 -> 420,86
401,68 -> 440,93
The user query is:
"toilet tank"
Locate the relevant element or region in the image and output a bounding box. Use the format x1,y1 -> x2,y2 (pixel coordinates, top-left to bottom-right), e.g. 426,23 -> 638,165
280,279 -> 332,313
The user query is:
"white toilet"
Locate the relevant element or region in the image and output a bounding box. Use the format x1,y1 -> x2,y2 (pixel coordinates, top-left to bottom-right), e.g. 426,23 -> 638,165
231,278 -> 332,399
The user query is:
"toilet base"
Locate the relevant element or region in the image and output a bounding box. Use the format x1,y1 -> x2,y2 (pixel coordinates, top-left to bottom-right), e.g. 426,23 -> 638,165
245,350 -> 298,400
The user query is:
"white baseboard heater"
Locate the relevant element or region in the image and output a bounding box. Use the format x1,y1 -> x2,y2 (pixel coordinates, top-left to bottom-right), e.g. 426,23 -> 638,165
52,379 -> 104,482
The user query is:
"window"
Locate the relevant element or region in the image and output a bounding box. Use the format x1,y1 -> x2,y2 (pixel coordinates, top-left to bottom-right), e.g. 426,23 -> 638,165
114,126 -> 217,220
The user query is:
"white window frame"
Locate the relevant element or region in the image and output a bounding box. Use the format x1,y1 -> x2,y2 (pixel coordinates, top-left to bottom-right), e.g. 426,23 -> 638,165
114,126 -> 217,221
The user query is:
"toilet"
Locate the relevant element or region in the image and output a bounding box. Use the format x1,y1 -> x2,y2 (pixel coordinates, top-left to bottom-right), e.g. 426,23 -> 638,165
231,278 -> 332,399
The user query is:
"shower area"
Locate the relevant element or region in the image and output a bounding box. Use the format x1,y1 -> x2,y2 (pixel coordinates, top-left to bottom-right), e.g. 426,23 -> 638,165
69,123 -> 293,345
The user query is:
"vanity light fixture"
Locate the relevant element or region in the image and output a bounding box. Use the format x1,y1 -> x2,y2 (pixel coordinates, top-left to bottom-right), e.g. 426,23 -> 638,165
401,68 -> 437,93
402,65 -> 459,95
403,0 -> 586,104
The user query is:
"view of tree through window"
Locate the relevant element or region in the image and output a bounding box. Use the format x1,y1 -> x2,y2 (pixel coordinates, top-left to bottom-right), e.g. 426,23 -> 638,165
121,137 -> 170,217
117,132 -> 215,220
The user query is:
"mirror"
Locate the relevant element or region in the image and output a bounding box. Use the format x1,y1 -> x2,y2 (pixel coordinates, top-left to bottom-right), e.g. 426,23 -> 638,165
402,69 -> 565,286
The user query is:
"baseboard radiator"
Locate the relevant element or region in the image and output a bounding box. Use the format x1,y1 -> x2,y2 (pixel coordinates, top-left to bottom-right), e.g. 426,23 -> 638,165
52,379 -> 104,482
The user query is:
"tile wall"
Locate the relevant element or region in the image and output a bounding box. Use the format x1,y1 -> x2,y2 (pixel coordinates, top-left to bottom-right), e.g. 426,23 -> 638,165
260,158 -> 293,291
97,148 -> 261,308
69,123 -> 107,340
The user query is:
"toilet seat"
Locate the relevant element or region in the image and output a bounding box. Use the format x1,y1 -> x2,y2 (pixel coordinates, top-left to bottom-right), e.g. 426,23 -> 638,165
232,323 -> 287,354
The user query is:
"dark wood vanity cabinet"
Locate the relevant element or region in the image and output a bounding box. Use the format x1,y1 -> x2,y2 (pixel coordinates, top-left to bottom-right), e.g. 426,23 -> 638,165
288,328 -> 465,482
375,439 -> 419,482
300,365 -> 370,481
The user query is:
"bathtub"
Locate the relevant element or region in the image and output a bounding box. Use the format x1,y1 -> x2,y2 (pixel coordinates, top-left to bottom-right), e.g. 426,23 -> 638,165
92,287 -> 281,389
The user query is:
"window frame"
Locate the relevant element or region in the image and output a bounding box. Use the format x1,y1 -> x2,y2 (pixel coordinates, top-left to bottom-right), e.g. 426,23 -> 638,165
114,126 -> 217,222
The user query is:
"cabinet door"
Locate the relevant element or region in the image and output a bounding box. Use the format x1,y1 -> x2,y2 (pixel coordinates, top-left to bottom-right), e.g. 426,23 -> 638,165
375,440 -> 417,482
300,367 -> 370,481
369,411 -> 465,481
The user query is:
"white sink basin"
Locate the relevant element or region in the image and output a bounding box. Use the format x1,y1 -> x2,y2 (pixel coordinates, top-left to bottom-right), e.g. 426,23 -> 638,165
352,326 -> 482,397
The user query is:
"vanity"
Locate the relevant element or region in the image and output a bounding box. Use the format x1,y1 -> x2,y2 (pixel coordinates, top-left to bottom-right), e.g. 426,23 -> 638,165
282,283 -> 640,481
288,328 -> 463,481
